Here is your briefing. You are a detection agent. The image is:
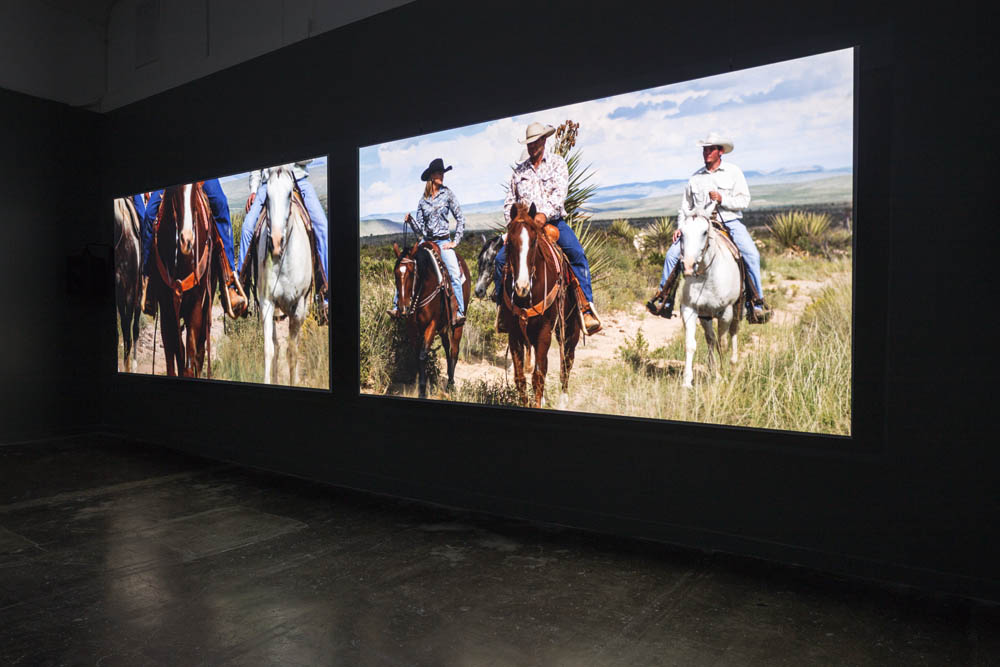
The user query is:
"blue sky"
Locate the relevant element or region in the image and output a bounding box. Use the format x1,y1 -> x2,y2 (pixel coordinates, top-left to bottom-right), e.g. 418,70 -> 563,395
360,48 -> 853,218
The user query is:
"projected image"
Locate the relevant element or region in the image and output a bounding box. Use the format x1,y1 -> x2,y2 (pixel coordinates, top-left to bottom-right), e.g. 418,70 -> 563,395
115,157 -> 330,388
360,49 -> 853,435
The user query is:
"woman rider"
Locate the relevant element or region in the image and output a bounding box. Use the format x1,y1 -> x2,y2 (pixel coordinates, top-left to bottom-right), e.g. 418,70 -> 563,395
387,158 -> 467,326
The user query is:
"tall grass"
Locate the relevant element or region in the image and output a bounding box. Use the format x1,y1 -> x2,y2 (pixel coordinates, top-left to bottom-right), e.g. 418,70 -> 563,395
574,275 -> 852,435
212,310 -> 329,388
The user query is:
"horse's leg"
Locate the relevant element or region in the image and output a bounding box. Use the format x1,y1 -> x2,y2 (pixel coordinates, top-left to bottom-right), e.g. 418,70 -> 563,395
700,315 -> 720,381
448,322 -> 463,389
417,320 -> 436,398
438,326 -> 454,391
261,300 -> 276,384
716,306 -> 735,371
561,313 -> 582,396
287,312 -> 303,387
681,305 -> 698,388
160,305 -> 179,377
130,303 -> 140,369
271,308 -> 281,384
509,333 -> 528,406
728,304 -> 740,364
533,321 -> 553,409
117,292 -> 132,373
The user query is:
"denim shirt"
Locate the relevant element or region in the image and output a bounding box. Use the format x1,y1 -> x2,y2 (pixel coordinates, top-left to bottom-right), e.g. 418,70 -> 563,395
407,186 -> 466,244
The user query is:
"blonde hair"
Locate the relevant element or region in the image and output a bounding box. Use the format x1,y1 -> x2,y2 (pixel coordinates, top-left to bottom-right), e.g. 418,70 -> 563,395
423,180 -> 436,200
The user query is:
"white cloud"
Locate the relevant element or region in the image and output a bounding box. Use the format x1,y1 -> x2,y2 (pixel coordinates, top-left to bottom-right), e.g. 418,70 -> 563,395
360,49 -> 854,218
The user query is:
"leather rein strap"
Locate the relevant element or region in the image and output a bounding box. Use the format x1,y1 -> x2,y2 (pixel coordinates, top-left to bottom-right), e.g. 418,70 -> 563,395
152,185 -> 213,301
503,230 -> 564,324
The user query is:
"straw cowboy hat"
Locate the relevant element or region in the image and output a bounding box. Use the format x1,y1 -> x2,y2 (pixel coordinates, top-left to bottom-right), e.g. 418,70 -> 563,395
696,132 -> 734,154
420,158 -> 452,181
518,122 -> 556,144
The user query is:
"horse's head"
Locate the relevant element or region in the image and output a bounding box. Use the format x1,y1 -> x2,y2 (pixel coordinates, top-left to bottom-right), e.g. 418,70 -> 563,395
473,233 -> 504,299
162,184 -> 199,257
679,207 -> 712,277
265,166 -> 296,258
393,241 -> 420,316
506,202 -> 540,298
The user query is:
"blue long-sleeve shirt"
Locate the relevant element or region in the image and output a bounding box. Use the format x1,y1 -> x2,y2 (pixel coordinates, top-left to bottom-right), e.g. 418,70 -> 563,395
406,186 -> 466,244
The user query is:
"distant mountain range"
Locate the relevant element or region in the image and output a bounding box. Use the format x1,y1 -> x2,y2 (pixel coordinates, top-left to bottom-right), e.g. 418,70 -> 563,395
360,165 -> 853,236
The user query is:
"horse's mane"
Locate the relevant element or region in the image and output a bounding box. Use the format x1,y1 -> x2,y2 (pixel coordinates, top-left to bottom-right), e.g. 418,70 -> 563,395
414,243 -> 438,293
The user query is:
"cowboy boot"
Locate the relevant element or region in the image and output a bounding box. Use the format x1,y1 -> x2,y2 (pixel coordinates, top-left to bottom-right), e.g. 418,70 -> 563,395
217,251 -> 248,319
741,259 -> 771,324
573,283 -> 601,335
583,302 -> 602,335
446,288 -> 464,327
646,264 -> 681,319
141,276 -> 156,316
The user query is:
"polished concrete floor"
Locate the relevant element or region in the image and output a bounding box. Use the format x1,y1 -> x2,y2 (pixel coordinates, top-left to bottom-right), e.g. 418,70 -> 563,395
1,437 -> 996,666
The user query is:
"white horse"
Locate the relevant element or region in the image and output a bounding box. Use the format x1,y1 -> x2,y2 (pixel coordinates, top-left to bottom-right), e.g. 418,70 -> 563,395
255,166 -> 314,385
678,203 -> 743,388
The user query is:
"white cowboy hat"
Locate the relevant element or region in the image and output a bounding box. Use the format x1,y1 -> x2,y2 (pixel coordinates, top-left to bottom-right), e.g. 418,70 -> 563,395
518,122 -> 556,144
696,132 -> 734,154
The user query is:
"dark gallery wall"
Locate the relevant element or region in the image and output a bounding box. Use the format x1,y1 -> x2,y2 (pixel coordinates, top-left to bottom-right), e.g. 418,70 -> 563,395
96,0 -> 998,600
0,89 -> 102,443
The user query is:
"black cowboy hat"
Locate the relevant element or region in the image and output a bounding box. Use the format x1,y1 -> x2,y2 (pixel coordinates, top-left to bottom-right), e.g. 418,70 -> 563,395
420,158 -> 453,181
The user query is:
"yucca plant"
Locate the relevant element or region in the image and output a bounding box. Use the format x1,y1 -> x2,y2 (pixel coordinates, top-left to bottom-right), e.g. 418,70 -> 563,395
635,216 -> 675,256
766,210 -> 832,252
608,218 -> 636,241
551,121 -> 612,283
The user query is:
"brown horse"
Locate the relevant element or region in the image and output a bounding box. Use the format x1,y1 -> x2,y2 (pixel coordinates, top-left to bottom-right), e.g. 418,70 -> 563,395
500,202 -> 583,408
113,197 -> 142,372
393,240 -> 471,398
148,183 -> 215,378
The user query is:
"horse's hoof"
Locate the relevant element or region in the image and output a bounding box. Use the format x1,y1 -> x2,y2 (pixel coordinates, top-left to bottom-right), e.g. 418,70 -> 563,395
556,393 -> 569,410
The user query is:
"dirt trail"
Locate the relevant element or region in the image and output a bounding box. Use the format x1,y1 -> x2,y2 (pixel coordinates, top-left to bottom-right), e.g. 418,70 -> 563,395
451,272 -> 846,408
119,303 -> 293,381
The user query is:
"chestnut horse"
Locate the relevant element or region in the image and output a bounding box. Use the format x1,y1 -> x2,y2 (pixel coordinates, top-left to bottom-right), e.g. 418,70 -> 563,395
148,183 -> 215,377
393,240 -> 470,398
113,197 -> 142,372
500,202 -> 582,408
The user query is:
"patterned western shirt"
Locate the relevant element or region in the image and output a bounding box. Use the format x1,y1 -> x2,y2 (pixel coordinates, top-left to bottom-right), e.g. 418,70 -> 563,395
503,149 -> 569,223
680,161 -> 751,224
406,186 -> 466,244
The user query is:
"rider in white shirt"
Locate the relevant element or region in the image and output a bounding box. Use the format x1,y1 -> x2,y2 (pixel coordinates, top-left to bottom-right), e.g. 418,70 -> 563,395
648,132 -> 770,322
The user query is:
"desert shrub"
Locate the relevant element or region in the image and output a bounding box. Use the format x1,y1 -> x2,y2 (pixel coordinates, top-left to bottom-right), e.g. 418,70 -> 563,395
359,278 -> 441,393
635,216 -> 675,257
617,329 -> 651,370
608,218 -> 636,242
766,210 -> 832,253
454,378 -> 522,406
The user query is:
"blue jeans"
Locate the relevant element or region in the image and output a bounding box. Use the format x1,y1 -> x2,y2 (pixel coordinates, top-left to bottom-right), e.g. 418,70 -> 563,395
392,240 -> 465,316
660,219 -> 762,298
494,218 -> 594,303
238,179 -> 329,280
140,178 -> 235,276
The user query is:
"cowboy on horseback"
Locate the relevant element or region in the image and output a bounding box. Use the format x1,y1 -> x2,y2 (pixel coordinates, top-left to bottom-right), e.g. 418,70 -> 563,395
387,158 -> 467,328
494,122 -> 602,335
139,177 -> 247,318
237,159 -> 329,306
647,132 -> 770,323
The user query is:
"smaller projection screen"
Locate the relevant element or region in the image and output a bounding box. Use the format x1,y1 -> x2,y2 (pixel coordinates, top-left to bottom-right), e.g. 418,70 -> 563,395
114,156 -> 330,389
359,49 -> 854,435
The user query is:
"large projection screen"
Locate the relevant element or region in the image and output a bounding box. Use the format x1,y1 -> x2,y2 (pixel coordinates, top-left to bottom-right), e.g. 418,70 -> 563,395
359,49 -> 853,435
114,156 -> 330,389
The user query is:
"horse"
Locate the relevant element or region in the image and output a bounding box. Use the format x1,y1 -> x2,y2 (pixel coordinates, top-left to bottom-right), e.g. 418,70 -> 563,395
113,197 -> 142,372
473,233 -> 504,300
677,202 -> 743,388
500,202 -> 582,408
246,166 -> 315,385
148,183 -> 215,377
392,240 -> 471,398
